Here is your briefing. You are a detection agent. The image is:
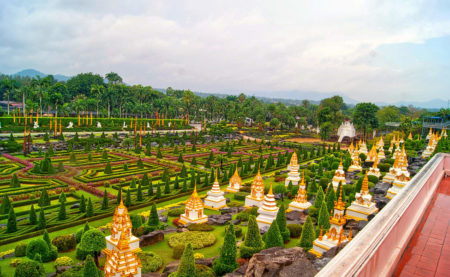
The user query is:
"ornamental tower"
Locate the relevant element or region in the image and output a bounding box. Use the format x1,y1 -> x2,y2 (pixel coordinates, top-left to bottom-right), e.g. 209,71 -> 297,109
285,152 -> 300,186
386,171 -> 410,199
367,155 -> 381,178
382,152 -> 401,183
348,153 -> 362,172
245,169 -> 265,208
310,186 -> 350,257
331,158 -> 346,191
359,140 -> 368,155
179,185 -> 208,224
226,166 -> 242,193
256,182 -> 279,230
366,144 -> 378,162
288,171 -> 311,211
204,170 -> 227,210
346,172 -> 378,221
103,199 -> 142,277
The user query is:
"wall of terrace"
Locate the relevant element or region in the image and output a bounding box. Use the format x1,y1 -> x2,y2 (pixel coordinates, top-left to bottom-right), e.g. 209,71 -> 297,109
316,153 -> 450,277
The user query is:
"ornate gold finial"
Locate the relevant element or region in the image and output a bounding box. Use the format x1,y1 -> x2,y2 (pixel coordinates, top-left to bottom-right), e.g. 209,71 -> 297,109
215,168 -> 218,182
348,227 -> 353,241
319,225 -> 324,240
268,180 -> 273,195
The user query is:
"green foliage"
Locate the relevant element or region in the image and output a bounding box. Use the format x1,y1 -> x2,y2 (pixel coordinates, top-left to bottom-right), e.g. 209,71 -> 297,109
147,204 -> 160,228
83,255 -> 100,277
79,195 -> 86,213
167,231 -> 216,249
59,192 -> 66,203
0,195 -> 11,214
104,161 -> 112,174
137,251 -> 164,273
10,173 -> 20,188
79,229 -> 106,259
137,184 -> 143,201
325,184 -> 336,214
240,215 -> 264,258
275,204 -> 290,242
15,243 -> 28,257
176,243 -> 195,277
51,235 -> 77,252
7,207 -> 17,233
314,186 -> 324,209
125,189 -> 131,207
168,207 -> 185,217
264,221 -> 284,249
298,216 -> 315,251
101,190 -> 109,210
37,209 -> 46,230
287,224 -> 302,238
316,200 -> 330,237
26,238 -> 54,263
187,223 -> 214,232
14,260 -> 45,277
38,189 -> 50,207
213,224 -> 238,275
58,201 -> 67,220
86,198 -> 94,217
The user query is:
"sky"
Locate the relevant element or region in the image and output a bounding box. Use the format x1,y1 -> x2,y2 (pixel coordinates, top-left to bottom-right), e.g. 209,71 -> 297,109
1,0 -> 450,103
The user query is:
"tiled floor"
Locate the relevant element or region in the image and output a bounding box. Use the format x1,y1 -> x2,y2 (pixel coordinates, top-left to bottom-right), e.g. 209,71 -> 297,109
394,177 -> 450,277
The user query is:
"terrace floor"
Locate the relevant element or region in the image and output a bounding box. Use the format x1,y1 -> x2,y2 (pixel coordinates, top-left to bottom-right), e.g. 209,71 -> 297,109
394,176 -> 450,277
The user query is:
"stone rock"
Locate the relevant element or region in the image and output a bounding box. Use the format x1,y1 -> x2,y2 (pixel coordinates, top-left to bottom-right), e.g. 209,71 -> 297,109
195,257 -> 217,267
161,261 -> 179,277
225,262 -> 248,277
312,257 -> 332,272
358,220 -> 369,231
55,266 -> 72,274
140,230 -> 164,247
244,247 -> 317,277
374,195 -> 390,210
169,206 -> 182,210
159,215 -> 168,223
345,219 -> 359,231
286,210 -> 302,221
161,226 -> 177,235
373,182 -> 391,195
207,214 -> 232,225
231,219 -> 241,225
322,241 -> 349,259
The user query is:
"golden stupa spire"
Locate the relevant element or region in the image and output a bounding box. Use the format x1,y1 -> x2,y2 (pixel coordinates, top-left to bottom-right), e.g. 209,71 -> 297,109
214,168 -> 218,183
319,225 -> 324,240
268,180 -> 273,195
348,227 -> 353,241
361,172 -> 369,193
300,170 -> 306,186
334,184 -> 346,210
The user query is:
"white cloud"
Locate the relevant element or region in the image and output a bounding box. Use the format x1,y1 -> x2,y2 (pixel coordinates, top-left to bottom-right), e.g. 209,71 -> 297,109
1,0 -> 450,102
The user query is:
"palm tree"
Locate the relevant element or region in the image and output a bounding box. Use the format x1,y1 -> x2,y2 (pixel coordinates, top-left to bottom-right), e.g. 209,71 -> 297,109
91,84 -> 104,117
2,78 -> 17,115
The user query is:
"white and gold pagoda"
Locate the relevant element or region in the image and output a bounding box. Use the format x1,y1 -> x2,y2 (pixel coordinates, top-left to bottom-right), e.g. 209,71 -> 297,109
386,171 -> 410,199
226,167 -> 242,193
331,159 -> 346,191
426,128 -> 433,140
376,136 -> 384,150
244,169 -> 265,208
256,182 -> 279,230
103,199 -> 142,277
288,171 -> 311,211
377,145 -> 386,160
310,187 -> 351,258
285,152 -> 301,186
382,154 -> 400,183
392,144 -> 402,160
359,140 -> 368,155
442,128 -> 448,139
366,145 -> 378,162
346,173 -> 378,221
348,154 -> 362,172
179,185 -> 208,224
422,134 -> 436,158
408,132 -> 413,140
347,141 -> 355,155
204,170 -> 227,210
367,156 -> 381,178
388,138 -> 394,152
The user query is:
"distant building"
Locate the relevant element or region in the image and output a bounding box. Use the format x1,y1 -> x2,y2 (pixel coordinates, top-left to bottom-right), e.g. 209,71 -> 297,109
337,120 -> 356,142
0,101 -> 24,111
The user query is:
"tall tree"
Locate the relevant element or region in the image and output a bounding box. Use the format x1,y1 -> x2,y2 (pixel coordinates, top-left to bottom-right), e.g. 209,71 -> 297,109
353,102 -> 379,138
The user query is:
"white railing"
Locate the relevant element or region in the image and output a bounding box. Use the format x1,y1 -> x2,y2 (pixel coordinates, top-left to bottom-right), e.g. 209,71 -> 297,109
316,153 -> 450,277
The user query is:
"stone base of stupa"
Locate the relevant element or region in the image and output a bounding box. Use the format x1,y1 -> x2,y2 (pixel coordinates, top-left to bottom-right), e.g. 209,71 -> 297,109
310,236 -> 348,258
285,175 -> 300,186
348,165 -> 362,172
288,201 -> 311,212
382,172 -> 396,183
346,202 -> 378,221
179,214 -> 208,225
225,186 -> 240,193
244,196 -> 263,208
386,182 -> 408,199
422,149 -> 433,159
368,169 -> 381,178
256,212 -> 277,230
378,153 -> 386,160
204,197 -> 227,210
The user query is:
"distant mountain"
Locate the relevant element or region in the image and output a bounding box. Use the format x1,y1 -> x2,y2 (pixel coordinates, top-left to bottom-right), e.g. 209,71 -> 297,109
12,69 -> 71,82
375,99 -> 448,110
